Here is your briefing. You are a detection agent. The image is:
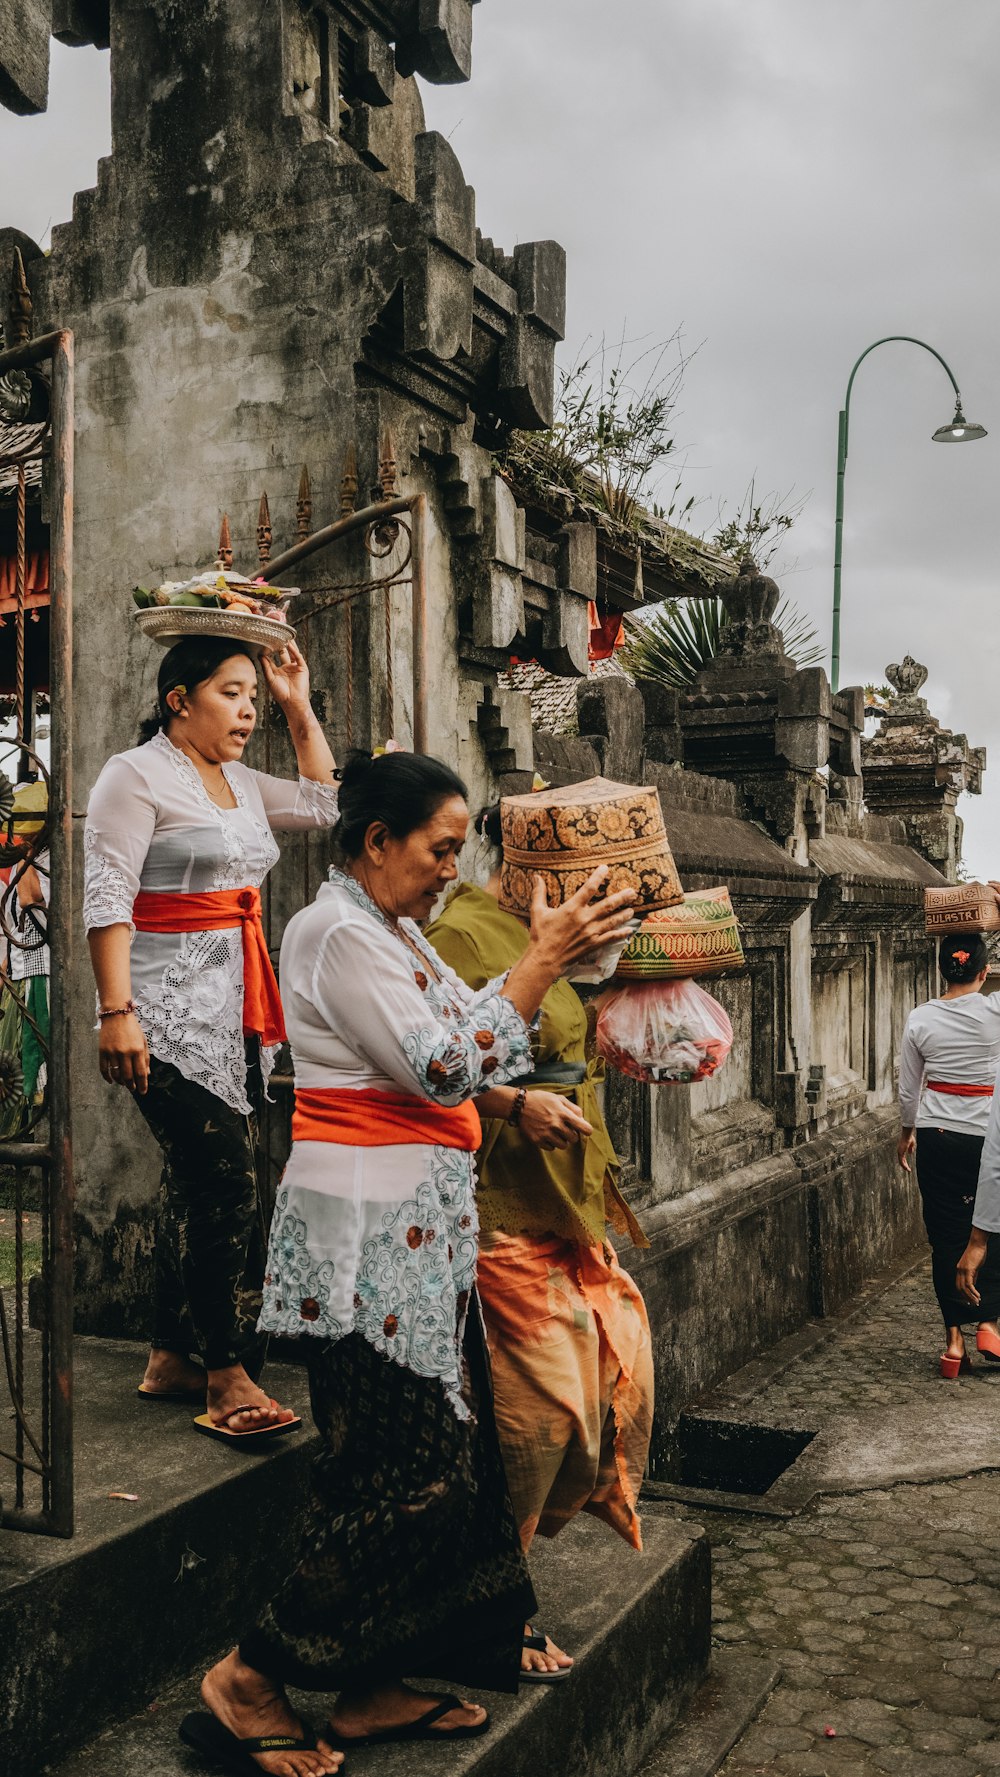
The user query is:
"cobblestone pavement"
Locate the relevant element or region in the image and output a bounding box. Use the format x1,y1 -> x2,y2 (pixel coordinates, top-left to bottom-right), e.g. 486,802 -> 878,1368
672,1257 -> 1000,1775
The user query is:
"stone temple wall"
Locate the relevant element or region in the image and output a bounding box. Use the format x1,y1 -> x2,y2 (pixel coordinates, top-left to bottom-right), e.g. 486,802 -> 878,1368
1,5 -> 985,1467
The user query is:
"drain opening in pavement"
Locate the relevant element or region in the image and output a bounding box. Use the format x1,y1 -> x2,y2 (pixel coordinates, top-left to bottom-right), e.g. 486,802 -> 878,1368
677,1415 -> 815,1495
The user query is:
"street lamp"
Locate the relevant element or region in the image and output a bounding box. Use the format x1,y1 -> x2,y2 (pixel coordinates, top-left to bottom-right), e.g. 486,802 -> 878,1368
831,335 -> 986,692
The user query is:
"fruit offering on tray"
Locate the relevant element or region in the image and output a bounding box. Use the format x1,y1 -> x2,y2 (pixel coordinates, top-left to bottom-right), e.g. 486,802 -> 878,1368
132,570 -> 298,619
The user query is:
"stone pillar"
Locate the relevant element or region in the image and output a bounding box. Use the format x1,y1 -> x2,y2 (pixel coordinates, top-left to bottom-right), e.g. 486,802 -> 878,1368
860,657 -> 985,880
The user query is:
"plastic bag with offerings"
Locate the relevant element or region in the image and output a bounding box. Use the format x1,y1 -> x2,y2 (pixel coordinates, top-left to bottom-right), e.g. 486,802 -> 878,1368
596,979 -> 734,1083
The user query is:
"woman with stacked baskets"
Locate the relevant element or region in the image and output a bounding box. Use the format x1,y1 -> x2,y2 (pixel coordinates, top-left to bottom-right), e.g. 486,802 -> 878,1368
84,571 -> 340,1443
898,930 -> 1000,1377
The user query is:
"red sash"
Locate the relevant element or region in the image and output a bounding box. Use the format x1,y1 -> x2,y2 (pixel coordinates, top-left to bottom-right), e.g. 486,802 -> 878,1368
132,887 -> 286,1046
925,1080 -> 994,1098
293,1086 -> 481,1151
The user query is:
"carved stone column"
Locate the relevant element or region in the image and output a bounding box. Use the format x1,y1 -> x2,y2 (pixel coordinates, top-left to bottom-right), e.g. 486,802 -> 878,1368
861,656 -> 985,879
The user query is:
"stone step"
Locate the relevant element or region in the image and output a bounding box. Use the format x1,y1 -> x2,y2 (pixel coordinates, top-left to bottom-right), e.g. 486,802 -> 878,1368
4,1335 -> 712,1777
47,1513 -> 709,1777
1,1333 -> 317,1777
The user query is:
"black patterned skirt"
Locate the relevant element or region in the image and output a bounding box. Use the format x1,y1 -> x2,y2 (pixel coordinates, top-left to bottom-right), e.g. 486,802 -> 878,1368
240,1305 -> 536,1695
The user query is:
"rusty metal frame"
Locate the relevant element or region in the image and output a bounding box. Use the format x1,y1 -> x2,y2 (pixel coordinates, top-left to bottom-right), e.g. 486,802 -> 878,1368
262,491 -> 429,751
0,328 -> 74,1537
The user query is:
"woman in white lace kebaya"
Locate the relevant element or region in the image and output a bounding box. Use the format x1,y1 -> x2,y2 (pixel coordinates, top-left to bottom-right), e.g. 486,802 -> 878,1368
179,750 -> 637,1777
84,636 -> 339,1442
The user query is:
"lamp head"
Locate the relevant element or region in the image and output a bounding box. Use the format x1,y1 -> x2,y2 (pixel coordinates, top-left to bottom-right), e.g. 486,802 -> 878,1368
933,400 -> 987,443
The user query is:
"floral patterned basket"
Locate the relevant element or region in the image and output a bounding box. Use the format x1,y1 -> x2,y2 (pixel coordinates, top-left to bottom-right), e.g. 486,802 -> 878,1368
615,886 -> 745,981
499,775 -> 683,918
924,882 -> 1000,936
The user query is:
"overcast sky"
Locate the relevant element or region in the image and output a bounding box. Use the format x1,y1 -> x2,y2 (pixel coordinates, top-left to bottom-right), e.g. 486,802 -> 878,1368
4,4 -> 998,871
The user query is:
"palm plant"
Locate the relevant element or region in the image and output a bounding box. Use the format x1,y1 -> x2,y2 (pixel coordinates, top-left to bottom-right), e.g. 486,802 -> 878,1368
624,595 -> 824,692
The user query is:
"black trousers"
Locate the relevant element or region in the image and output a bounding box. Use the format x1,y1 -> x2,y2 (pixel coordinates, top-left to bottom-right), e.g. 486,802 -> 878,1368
131,1047 -> 266,1372
916,1126 -> 1000,1327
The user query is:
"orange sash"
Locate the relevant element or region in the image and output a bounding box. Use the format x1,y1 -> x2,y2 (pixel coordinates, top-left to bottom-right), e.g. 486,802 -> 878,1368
925,1080 -> 994,1098
293,1086 -> 481,1151
132,887 -> 286,1046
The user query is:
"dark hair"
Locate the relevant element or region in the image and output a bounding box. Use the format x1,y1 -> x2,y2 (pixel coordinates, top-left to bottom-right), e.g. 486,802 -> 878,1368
333,749 -> 468,857
137,637 -> 258,743
939,932 -> 989,985
476,802 -> 502,850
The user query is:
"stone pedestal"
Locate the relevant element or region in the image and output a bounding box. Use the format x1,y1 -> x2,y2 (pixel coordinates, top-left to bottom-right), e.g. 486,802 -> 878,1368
861,656 -> 985,880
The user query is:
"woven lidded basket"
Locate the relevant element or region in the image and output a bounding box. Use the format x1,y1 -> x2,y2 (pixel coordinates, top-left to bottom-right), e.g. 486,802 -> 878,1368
615,886 -> 745,981
924,882 -> 1000,936
499,775 -> 683,918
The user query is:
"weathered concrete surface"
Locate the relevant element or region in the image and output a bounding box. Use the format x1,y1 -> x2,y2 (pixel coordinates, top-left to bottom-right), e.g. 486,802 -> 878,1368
41,1473 -> 709,1777
659,1255 -> 1000,1775
0,1333 -> 316,1777
0,0 -> 51,114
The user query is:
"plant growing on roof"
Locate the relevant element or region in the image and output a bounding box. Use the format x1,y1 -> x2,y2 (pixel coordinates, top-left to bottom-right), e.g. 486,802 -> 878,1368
500,328 -> 698,534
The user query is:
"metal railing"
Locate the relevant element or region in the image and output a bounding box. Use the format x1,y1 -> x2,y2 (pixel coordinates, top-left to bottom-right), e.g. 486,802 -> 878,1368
0,327 -> 74,1536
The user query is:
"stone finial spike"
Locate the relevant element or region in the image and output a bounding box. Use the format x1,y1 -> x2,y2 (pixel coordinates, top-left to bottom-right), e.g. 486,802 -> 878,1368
256,491 -> 272,567
378,426 -> 398,499
217,513 -> 233,570
296,464 -> 312,540
9,249 -> 32,349
340,444 -> 358,517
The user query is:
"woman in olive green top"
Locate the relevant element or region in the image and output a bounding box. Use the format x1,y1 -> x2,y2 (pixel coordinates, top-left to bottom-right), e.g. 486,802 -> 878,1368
426,807 -> 654,1684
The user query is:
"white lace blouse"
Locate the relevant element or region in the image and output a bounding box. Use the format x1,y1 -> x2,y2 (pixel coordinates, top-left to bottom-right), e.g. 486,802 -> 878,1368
82,731 -> 340,1113
259,869 -> 535,1417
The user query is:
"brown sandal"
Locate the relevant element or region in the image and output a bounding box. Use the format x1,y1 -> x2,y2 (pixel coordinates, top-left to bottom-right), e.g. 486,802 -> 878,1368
193,1401 -> 301,1448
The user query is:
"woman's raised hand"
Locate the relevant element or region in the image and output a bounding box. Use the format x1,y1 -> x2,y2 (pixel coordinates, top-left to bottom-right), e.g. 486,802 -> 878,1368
528,865 -> 636,973
261,640 -> 312,716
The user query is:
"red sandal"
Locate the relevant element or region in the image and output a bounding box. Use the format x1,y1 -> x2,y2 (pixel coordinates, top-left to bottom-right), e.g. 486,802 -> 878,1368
940,1351 -> 972,1379
976,1326 -> 1000,1362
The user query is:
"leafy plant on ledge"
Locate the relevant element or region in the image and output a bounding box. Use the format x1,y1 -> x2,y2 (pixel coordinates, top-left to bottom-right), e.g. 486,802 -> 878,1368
624,595 -> 824,692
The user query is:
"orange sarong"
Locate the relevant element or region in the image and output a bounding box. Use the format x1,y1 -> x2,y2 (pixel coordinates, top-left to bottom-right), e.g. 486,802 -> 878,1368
132,887 -> 286,1046
293,1086 -> 481,1151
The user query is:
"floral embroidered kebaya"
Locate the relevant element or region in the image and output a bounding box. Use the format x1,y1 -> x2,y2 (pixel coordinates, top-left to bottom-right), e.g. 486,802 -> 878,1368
258,869 -> 534,1416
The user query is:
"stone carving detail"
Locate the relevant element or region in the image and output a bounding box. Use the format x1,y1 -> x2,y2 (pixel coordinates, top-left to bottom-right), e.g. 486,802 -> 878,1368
884,655 -> 929,716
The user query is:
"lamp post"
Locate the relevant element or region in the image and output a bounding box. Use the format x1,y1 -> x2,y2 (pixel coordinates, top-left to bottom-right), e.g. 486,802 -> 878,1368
831,335 -> 986,692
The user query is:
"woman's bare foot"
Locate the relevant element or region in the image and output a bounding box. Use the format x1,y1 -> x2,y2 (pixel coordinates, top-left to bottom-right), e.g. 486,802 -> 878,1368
206,1364 -> 297,1433
201,1650 -> 341,1777
944,1326 -> 966,1360
140,1348 -> 206,1397
329,1682 -> 487,1740
522,1622 -> 574,1677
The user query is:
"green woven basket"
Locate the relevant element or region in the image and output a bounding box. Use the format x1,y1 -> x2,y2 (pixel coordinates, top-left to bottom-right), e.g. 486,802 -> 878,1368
615,887 -> 745,981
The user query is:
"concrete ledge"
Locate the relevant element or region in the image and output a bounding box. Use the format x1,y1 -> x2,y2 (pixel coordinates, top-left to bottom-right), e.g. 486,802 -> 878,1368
639,1649 -> 781,1777
1,1334 -> 316,1777
47,1514 -> 710,1777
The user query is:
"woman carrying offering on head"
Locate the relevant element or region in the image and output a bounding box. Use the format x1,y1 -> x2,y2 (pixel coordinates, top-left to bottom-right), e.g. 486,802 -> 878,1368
426,804 -> 654,1682
898,931 -> 1000,1377
181,750 -> 636,1774
83,638 -> 339,1442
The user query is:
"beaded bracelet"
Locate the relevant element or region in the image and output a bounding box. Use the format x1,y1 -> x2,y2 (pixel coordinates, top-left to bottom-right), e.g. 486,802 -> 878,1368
508,1086 -> 527,1128
99,1000 -> 138,1020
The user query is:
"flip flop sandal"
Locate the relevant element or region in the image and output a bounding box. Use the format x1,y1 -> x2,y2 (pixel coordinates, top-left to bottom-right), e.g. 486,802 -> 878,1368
521,1626 -> 574,1684
193,1402 -> 302,1448
324,1692 -> 491,1747
179,1711 -> 319,1774
137,1384 -> 207,1402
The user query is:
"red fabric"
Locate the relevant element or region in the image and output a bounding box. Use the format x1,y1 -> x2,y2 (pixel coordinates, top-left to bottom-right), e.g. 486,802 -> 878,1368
925,1080 -> 994,1098
132,887 -> 285,1046
587,601 -> 624,662
293,1086 -> 482,1151
0,553 -> 49,601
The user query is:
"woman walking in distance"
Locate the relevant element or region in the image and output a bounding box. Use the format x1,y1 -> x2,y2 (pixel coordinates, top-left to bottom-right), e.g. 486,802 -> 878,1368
84,637 -> 339,1442
898,931 -> 1000,1377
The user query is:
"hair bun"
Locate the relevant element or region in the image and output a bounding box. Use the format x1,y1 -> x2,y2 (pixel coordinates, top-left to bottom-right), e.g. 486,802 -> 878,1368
333,749 -> 376,786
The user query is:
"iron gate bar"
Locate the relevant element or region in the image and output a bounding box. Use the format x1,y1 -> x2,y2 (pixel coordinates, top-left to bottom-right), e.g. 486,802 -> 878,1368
0,326 -> 74,1537
262,492 -> 429,752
